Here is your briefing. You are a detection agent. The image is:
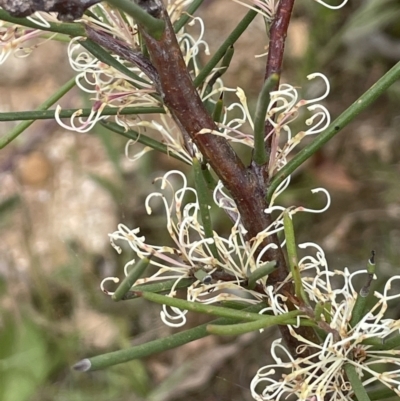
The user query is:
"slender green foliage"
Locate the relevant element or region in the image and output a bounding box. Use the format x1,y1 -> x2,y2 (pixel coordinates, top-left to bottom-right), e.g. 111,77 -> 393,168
0,77 -> 76,148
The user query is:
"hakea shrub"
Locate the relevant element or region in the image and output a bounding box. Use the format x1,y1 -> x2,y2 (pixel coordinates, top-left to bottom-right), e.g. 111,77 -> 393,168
2,0 -> 400,400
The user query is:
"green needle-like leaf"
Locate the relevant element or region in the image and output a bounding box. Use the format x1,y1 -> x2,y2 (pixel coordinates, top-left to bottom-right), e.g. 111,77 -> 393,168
73,303 -> 265,371
201,164 -> 218,192
112,257 -> 151,301
0,9 -> 86,36
344,363 -> 371,401
212,94 -> 224,124
350,251 -> 376,327
136,291 -> 268,321
247,261 -> 277,290
193,157 -> 219,260
123,278 -> 195,299
283,211 -> 308,305
0,106 -> 165,122
366,332 -> 400,351
207,310 -> 304,336
193,9 -> 258,88
100,121 -> 190,165
253,73 -> 279,166
0,77 -> 76,149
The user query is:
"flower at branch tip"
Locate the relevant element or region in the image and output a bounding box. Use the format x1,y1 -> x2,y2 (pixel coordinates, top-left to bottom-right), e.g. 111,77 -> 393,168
252,242 -> 400,401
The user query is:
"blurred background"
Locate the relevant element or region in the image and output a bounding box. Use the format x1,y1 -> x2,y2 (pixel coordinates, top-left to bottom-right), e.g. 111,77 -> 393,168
1,0 -> 400,400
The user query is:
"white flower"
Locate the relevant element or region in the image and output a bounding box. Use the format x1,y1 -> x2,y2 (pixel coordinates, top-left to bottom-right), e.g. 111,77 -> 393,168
232,0 -> 280,22
101,167 -> 333,328
252,243 -> 400,401
101,170 -> 287,326
0,12 -> 59,64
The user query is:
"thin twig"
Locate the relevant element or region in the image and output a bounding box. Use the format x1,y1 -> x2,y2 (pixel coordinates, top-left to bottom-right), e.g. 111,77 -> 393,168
264,0 -> 296,163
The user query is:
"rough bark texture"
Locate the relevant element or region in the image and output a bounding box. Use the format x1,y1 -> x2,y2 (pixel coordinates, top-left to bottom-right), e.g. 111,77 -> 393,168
0,0 -> 100,21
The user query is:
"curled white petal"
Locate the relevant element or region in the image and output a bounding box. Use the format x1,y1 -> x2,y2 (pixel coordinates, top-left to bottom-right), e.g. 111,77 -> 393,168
313,0 -> 348,10
255,243 -> 278,265
100,277 -> 119,295
305,104 -> 331,135
305,73 -> 330,104
160,304 -> 188,327
269,176 -> 291,206
55,104 -> 107,133
296,188 -> 331,214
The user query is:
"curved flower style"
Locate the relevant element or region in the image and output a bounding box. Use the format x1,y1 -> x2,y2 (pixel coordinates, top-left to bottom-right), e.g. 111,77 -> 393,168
57,1 -> 204,131
251,243 -> 400,401
1,1 -> 209,145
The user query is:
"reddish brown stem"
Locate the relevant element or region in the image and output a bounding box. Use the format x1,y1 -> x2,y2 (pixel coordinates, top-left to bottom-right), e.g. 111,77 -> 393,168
264,0 -> 296,156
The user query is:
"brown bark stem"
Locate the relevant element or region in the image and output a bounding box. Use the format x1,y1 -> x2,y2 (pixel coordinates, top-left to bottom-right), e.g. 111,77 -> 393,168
264,0 -> 296,157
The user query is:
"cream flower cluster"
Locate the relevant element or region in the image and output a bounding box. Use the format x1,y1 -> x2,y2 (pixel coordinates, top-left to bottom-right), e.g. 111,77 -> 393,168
57,0 -> 208,133
199,73 -> 331,204
252,243 -> 400,401
102,170 -> 283,326
101,165 -> 332,328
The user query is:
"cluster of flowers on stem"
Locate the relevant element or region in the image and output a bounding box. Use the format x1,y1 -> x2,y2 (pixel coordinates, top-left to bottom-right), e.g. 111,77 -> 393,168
252,245 -> 400,401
